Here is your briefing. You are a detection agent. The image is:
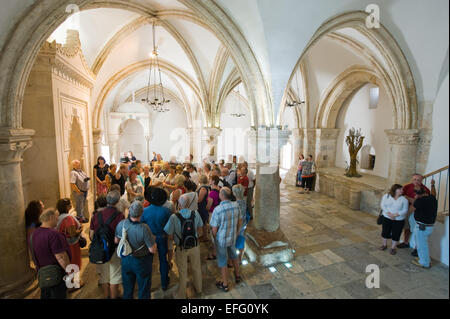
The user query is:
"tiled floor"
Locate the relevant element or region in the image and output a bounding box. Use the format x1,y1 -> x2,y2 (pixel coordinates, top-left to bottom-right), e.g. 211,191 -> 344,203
26,183 -> 449,299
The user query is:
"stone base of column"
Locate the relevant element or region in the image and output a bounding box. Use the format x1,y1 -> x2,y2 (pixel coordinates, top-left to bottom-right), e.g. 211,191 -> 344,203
283,166 -> 298,187
0,268 -> 37,299
244,224 -> 293,267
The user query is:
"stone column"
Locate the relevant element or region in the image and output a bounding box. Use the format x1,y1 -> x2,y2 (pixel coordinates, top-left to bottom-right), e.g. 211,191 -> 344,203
245,126 -> 294,266
202,128 -> 222,163
92,128 -> 103,161
284,128 -> 304,186
303,129 -> 317,158
108,134 -> 120,164
186,128 -> 194,163
0,128 -> 36,298
385,129 -> 420,186
251,126 -> 291,231
315,128 -> 340,168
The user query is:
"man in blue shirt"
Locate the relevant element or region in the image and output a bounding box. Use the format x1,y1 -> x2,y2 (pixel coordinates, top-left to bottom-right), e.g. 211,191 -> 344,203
141,188 -> 171,290
210,187 -> 243,292
164,194 -> 203,299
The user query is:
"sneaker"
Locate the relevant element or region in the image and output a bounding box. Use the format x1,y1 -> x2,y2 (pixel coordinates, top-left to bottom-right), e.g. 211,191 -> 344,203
397,243 -> 409,249
411,259 -> 430,269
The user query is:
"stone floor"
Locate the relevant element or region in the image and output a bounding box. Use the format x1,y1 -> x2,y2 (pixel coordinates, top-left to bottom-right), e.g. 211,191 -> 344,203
26,183 -> 449,299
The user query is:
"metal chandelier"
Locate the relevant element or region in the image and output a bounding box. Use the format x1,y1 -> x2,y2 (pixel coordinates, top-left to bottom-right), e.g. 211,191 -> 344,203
142,21 -> 171,113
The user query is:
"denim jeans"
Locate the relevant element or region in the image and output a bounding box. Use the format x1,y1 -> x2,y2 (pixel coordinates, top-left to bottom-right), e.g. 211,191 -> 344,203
409,214 -> 416,250
121,254 -> 153,299
155,236 -> 169,289
415,224 -> 434,267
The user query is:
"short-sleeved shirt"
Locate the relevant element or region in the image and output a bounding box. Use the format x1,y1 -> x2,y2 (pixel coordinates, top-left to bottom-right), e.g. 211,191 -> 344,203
164,209 -> 203,246
31,227 -> 72,270
90,206 -> 124,234
141,205 -> 171,237
208,189 -> 220,213
115,219 -> 155,254
301,161 -> 315,177
210,200 -> 242,247
247,169 -> 256,188
70,169 -> 90,192
94,164 -> 109,181
414,195 -> 438,225
125,180 -> 144,203
403,183 -> 430,201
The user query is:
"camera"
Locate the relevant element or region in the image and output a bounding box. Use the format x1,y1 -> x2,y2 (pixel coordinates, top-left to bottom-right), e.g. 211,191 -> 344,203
84,177 -> 91,183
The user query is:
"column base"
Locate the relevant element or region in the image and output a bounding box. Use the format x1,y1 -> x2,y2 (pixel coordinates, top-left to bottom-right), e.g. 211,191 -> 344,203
244,224 -> 294,267
283,166 -> 298,187
0,268 -> 37,299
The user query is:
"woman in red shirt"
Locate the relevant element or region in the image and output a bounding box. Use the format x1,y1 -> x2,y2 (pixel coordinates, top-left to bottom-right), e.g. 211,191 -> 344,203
238,167 -> 249,197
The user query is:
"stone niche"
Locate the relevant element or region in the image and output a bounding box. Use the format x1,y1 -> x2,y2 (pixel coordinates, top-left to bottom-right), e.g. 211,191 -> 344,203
21,30 -> 95,212
317,167 -> 387,215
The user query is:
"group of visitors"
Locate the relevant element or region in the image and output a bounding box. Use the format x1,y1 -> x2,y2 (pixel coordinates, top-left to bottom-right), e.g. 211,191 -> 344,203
25,152 -> 255,299
379,173 -> 437,269
296,154 -> 316,194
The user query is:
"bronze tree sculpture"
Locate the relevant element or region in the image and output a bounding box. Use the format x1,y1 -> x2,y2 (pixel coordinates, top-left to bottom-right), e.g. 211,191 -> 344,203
345,128 -> 365,178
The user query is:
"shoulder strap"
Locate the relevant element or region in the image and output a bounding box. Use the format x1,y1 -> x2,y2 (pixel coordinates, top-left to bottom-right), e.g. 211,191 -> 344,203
175,212 -> 185,224
30,232 -> 39,268
190,211 -> 196,221
105,210 -> 120,226
97,211 -> 104,226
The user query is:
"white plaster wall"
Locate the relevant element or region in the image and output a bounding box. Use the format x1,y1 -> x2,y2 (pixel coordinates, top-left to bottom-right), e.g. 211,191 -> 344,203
335,84 -> 392,178
149,103 -> 189,162
305,38 -> 368,125
119,119 -> 146,161
218,93 -> 251,161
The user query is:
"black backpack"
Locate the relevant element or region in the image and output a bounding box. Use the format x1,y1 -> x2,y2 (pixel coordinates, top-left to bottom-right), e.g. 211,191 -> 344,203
175,211 -> 198,250
89,209 -> 120,264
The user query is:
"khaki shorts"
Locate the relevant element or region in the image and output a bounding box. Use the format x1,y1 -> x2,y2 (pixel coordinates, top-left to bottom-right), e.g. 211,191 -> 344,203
97,252 -> 122,285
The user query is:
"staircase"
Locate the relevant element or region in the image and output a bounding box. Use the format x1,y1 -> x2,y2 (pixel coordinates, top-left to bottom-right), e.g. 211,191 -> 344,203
421,165 -> 449,222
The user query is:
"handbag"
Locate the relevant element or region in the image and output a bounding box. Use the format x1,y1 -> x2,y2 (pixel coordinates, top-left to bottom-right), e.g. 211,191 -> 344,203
30,233 -> 66,289
377,211 -> 384,225
78,235 -> 87,248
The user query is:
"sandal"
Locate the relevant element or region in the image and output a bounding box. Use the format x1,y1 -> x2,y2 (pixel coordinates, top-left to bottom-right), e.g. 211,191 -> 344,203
390,249 -> 397,255
235,275 -> 242,284
216,281 -> 229,292
207,255 -> 216,261
379,245 -> 387,251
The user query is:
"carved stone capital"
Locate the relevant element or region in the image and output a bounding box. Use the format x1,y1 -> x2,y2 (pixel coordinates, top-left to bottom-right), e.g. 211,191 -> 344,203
317,128 -> 340,140
291,128 -> 304,139
92,128 -> 103,144
0,128 -> 34,164
203,127 -> 222,143
385,129 -> 420,145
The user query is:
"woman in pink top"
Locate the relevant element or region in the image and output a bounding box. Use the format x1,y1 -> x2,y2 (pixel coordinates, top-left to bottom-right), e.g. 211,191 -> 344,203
206,175 -> 221,261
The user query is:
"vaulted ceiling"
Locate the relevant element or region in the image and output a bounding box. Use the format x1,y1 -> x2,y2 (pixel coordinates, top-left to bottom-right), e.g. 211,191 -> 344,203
48,4 -> 246,129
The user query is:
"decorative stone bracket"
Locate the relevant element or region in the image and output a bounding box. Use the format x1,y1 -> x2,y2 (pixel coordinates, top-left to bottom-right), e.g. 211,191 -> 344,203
0,128 -> 34,164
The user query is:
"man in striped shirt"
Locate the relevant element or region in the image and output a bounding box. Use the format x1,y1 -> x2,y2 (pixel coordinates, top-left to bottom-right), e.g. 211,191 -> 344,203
210,187 -> 244,292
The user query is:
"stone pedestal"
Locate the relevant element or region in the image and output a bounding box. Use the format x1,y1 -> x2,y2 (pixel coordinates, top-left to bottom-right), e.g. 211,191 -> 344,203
385,129 -> 420,186
0,128 -> 36,298
245,224 -> 294,267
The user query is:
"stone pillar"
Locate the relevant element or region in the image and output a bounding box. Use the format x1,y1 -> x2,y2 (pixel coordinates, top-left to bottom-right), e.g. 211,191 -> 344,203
108,134 -> 120,164
92,128 -> 103,161
284,128 -> 304,186
144,134 -> 152,164
202,128 -> 222,163
245,126 -> 293,266
0,128 -> 36,298
315,128 -> 340,168
186,128 -> 194,163
303,129 -> 317,158
251,127 -> 291,232
385,129 -> 420,186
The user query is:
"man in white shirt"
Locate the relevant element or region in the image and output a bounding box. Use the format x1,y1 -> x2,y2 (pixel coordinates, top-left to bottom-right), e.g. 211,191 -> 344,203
186,163 -> 199,185
151,164 -> 165,188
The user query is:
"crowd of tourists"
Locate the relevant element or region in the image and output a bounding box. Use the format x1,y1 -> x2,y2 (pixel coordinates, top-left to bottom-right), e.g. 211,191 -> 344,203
25,152 -> 255,299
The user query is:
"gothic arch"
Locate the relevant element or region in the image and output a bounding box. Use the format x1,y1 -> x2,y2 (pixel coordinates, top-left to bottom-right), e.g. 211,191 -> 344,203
0,0 -> 269,130
315,65 -> 383,129
281,10 -> 418,130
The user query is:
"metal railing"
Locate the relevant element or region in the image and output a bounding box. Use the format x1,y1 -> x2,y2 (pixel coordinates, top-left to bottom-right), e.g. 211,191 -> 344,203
422,165 -> 449,220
